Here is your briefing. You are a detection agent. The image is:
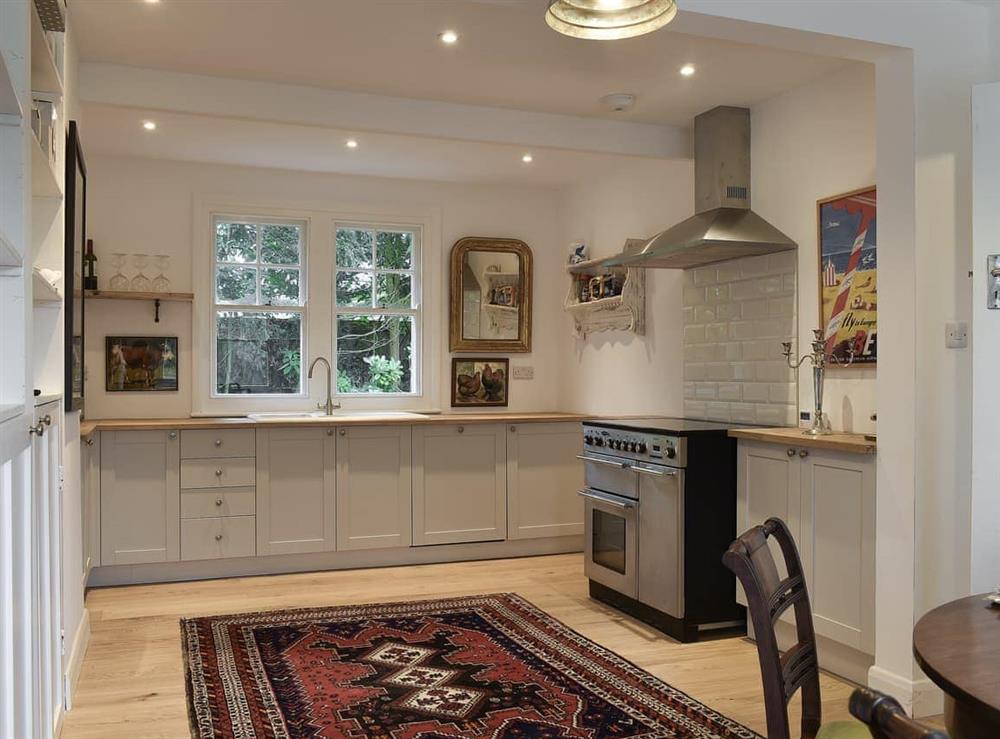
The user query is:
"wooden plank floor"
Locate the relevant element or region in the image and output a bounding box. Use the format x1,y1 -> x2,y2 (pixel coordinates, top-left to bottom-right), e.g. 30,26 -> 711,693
61,553 -> 864,738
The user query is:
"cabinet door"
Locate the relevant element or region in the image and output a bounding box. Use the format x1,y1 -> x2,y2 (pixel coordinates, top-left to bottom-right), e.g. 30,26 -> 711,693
412,424 -> 506,545
336,426 -> 412,551
82,433 -> 101,572
506,422 -> 584,540
100,430 -> 180,565
799,449 -> 876,654
735,440 -> 800,609
256,428 -> 336,555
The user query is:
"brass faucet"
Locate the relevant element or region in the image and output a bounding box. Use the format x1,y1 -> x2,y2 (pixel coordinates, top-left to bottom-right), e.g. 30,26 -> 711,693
308,356 -> 340,415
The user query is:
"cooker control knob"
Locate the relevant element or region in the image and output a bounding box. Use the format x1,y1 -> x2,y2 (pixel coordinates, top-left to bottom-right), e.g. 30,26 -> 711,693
610,440 -> 619,450
584,435 -> 593,445
615,440 -> 624,450
594,438 -> 604,447
637,442 -> 648,454
665,445 -> 676,459
628,442 -> 638,452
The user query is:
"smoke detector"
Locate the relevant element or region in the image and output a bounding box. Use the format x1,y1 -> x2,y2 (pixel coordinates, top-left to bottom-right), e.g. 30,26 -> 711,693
601,93 -> 636,113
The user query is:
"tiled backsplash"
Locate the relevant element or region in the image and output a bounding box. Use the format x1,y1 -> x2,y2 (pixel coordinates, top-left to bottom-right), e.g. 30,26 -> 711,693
682,252 -> 797,426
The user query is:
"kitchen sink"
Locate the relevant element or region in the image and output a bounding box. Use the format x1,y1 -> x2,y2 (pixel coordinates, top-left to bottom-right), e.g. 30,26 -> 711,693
247,411 -> 329,420
247,410 -> 427,421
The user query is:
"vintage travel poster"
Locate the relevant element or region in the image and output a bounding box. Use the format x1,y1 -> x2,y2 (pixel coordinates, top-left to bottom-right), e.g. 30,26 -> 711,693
818,187 -> 877,365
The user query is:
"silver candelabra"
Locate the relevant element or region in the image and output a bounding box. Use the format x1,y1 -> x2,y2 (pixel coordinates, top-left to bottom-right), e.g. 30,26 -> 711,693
782,329 -> 853,436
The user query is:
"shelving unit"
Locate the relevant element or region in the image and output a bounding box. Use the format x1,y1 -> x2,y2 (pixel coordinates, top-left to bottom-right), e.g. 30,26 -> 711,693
31,268 -> 60,304
563,239 -> 646,338
29,1 -> 62,95
30,127 -> 61,197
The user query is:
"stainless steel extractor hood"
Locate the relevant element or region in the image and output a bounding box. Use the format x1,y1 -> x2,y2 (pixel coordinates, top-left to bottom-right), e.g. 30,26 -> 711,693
605,106 -> 796,270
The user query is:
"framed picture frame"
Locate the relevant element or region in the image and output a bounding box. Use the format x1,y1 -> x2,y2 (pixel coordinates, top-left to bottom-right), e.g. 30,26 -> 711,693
106,336 -> 179,392
817,186 -> 877,365
450,357 -> 509,407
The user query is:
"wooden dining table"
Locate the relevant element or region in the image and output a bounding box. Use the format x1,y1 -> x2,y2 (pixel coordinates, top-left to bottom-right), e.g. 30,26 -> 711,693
913,594 -> 1000,739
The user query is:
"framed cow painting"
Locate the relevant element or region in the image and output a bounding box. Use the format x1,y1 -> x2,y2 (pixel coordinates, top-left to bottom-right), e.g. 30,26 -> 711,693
106,336 -> 179,391
817,186 -> 877,365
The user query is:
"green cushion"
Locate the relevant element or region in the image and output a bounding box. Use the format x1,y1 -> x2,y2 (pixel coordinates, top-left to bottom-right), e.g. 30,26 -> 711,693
816,721 -> 871,739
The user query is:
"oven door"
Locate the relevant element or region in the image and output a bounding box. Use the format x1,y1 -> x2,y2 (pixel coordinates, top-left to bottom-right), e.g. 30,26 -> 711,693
580,488 -> 638,598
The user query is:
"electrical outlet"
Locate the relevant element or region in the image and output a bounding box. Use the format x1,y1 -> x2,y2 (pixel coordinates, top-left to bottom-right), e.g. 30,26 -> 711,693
511,365 -> 534,380
799,411 -> 811,422
945,321 -> 968,349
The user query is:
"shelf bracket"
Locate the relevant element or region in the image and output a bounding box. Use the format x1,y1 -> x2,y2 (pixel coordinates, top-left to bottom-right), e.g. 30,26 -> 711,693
154,298 -> 161,323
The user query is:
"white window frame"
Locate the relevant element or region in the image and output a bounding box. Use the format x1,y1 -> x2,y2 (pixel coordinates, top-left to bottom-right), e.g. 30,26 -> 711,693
333,221 -> 423,399
210,213 -> 310,400
193,200 -> 442,416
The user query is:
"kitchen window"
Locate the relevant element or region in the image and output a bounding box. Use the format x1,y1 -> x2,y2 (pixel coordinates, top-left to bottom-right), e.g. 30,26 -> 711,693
334,224 -> 421,396
212,216 -> 307,396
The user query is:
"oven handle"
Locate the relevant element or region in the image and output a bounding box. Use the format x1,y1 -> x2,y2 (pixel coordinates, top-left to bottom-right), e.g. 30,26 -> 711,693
577,489 -> 636,509
634,466 -> 678,477
576,454 -> 631,470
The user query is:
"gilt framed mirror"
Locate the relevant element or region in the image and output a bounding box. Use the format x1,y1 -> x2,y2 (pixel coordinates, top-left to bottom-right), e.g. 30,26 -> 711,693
449,237 -> 532,353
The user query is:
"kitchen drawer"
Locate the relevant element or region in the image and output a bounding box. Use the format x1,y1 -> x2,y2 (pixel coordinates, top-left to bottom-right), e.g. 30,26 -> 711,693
181,487 -> 256,519
181,457 -> 256,489
181,429 -> 255,459
181,516 -> 256,561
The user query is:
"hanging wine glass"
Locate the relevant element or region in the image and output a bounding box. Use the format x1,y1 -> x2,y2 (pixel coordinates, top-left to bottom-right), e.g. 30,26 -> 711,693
109,252 -> 129,290
130,253 -> 152,292
152,254 -> 170,292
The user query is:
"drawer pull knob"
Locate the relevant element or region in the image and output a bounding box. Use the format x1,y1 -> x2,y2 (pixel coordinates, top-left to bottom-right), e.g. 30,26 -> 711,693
215,468 -> 223,476
458,426 -> 465,433
787,448 -> 796,457
215,534 -> 223,541
214,439 -> 222,447
215,498 -> 223,506
168,431 -> 177,440
339,429 -> 346,437
798,449 -> 810,459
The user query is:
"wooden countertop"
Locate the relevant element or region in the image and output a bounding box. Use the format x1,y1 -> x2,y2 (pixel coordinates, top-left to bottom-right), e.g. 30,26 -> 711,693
728,426 -> 876,455
80,411 -> 586,438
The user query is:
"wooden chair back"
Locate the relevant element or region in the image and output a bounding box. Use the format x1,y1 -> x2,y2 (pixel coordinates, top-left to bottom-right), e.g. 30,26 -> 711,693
722,517 -> 821,739
849,688 -> 949,739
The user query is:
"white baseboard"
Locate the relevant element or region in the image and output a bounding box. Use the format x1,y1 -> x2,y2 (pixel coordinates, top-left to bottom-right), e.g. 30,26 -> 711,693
89,536 -> 584,587
868,664 -> 944,717
63,608 -> 91,713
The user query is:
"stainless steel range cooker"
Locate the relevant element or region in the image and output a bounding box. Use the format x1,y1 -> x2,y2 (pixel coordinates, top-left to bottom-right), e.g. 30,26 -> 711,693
579,417 -> 745,642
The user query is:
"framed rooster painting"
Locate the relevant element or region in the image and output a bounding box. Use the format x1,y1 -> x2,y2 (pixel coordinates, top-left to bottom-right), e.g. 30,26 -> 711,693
451,358 -> 509,407
817,186 -> 877,365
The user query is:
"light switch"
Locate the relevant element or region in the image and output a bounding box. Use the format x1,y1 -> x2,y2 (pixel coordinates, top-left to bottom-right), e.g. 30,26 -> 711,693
945,321 -> 968,349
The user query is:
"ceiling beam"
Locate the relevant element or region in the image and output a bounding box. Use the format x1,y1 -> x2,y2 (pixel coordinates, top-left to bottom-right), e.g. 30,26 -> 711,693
79,63 -> 691,160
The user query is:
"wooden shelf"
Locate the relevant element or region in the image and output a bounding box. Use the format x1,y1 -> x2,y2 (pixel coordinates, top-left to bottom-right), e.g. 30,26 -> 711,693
31,127 -> 61,198
565,294 -> 623,312
85,290 -> 194,302
30,2 -> 62,95
563,239 -> 646,338
567,256 -> 628,275
31,268 -> 60,304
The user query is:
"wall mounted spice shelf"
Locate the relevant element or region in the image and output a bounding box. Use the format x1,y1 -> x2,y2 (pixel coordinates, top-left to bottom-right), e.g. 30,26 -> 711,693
563,239 -> 646,338
84,290 -> 194,323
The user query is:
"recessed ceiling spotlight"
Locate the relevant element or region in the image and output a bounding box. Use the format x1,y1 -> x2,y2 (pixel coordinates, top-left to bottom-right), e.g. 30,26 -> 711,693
345,138 -> 359,149
521,153 -> 534,164
679,64 -> 696,77
439,30 -> 459,45
142,120 -> 156,131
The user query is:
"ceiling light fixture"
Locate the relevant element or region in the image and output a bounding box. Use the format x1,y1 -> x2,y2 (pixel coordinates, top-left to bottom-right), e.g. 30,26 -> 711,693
142,120 -> 156,131
345,138 -> 359,149
680,63 -> 695,77
521,153 -> 534,164
545,0 -> 677,40
439,30 -> 459,44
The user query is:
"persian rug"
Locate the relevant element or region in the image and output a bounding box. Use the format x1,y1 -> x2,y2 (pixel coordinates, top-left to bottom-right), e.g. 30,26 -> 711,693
181,593 -> 760,739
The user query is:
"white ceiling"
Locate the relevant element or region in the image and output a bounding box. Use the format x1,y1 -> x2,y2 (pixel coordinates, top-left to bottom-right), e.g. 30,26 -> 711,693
72,0 -> 851,127
80,103 -> 681,187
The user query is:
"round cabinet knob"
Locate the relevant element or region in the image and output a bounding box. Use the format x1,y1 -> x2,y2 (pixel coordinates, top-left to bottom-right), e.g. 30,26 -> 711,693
215,534 -> 223,542
510,426 -> 516,433
787,448 -> 796,457
214,439 -> 222,447
215,468 -> 223,477
85,438 -> 95,447
41,415 -> 52,426
339,428 -> 346,436
458,426 -> 465,434
215,498 -> 223,506
798,449 -> 810,458
168,431 -> 177,440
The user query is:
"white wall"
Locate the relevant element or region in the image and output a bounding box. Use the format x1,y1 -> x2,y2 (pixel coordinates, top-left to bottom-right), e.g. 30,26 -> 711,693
84,155 -> 566,417
750,63 -> 877,434
558,158 -> 692,417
